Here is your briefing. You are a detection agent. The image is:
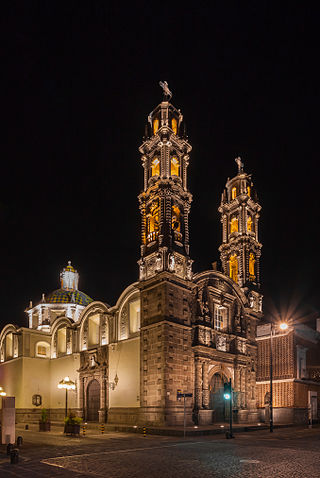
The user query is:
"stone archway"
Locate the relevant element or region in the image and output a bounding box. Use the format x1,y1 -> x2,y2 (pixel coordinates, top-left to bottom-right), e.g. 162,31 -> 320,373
87,379 -> 100,421
209,372 -> 228,422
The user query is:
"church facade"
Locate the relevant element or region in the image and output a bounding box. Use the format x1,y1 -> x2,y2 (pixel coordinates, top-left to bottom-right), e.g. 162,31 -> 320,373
0,91 -> 266,426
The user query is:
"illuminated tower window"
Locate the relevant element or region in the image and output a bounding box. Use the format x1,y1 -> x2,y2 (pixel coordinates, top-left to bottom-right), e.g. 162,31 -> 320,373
171,156 -> 180,176
153,118 -> 159,135
229,255 -> 238,283
247,215 -> 253,232
231,187 -> 237,200
172,117 -> 178,134
247,186 -> 251,197
172,204 -> 182,241
146,200 -> 159,243
230,216 -> 238,234
151,157 -> 160,176
249,253 -> 256,280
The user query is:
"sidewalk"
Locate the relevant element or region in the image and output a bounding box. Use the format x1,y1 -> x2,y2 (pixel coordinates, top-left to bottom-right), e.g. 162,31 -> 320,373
15,420 -> 300,437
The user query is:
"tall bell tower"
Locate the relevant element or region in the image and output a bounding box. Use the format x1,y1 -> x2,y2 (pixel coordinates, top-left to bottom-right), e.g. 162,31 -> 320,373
138,83 -> 194,426
138,83 -> 193,281
219,157 -> 262,290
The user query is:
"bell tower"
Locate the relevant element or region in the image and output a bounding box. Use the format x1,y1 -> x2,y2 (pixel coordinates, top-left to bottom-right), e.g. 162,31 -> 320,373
138,83 -> 193,281
219,157 -> 262,289
138,83 -> 194,426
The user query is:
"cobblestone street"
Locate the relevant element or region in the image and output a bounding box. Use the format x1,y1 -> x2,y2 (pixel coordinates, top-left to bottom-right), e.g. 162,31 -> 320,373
1,425 -> 320,477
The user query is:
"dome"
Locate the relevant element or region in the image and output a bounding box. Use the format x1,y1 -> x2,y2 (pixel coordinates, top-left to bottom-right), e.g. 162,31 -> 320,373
46,288 -> 93,306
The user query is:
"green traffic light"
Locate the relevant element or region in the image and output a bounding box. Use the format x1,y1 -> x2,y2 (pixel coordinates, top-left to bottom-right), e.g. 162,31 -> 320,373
224,393 -> 231,400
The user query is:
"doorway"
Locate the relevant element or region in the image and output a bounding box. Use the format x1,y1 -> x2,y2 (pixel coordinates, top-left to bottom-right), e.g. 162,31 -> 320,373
87,379 -> 100,421
209,373 -> 228,422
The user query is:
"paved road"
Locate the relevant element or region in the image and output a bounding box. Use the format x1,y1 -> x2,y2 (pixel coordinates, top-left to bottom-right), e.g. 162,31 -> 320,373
1,426 -> 320,477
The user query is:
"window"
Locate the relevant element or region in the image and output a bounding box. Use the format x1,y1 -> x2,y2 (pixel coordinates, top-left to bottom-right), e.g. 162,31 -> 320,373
36,341 -> 50,358
247,216 -> 253,232
5,333 -> 13,360
57,327 -> 67,355
171,117 -> 178,134
230,216 -> 238,233
153,118 -> 159,135
170,156 -> 180,176
146,200 -> 159,243
129,299 -> 140,334
151,157 -> 160,176
229,255 -> 238,283
214,306 -> 226,330
88,315 -> 100,348
231,187 -> 237,200
249,253 -> 255,279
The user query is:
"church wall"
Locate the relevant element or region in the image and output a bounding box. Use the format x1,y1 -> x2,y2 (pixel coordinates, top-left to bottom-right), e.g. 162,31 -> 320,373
49,353 -> 80,410
0,357 -> 24,407
108,337 -> 140,409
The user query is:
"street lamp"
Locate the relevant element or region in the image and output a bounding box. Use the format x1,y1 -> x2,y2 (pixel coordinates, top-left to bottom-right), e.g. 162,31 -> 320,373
58,376 -> 75,417
0,386 -> 6,397
270,322 -> 288,432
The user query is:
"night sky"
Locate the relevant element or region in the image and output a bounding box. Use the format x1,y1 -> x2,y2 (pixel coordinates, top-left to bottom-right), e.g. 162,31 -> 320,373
2,2 -> 319,329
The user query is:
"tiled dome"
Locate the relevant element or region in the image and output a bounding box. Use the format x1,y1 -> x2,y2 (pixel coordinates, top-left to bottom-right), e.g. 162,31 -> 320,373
46,288 -> 93,306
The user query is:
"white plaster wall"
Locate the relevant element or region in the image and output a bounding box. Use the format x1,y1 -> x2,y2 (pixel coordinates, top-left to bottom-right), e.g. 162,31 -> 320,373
109,337 -> 140,408
49,354 -> 80,409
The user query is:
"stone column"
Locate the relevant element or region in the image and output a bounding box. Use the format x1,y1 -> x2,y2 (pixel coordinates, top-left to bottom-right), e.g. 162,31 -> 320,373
195,358 -> 203,410
202,362 -> 210,409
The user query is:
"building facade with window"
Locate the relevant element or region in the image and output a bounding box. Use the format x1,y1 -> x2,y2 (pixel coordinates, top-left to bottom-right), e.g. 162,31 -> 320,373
256,322 -> 320,424
0,91 -> 265,426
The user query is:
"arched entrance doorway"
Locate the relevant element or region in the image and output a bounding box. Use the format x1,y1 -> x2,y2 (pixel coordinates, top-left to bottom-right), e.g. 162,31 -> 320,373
87,379 -> 100,421
209,373 -> 229,422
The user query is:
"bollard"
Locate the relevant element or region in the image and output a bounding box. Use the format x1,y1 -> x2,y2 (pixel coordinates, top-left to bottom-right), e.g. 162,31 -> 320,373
82,424 -> 86,437
10,448 -> 19,464
100,424 -> 105,435
17,436 -> 23,447
7,443 -> 14,456
143,427 -> 146,437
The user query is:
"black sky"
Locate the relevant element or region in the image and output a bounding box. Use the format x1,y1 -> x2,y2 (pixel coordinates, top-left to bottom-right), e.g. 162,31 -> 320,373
2,2 -> 319,329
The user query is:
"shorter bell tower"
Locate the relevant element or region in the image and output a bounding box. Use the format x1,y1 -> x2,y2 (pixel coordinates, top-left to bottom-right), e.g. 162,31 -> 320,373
219,157 -> 262,289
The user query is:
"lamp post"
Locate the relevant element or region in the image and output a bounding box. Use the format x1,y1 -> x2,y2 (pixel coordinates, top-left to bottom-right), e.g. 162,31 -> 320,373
270,322 -> 288,432
0,387 -> 6,397
58,376 -> 75,417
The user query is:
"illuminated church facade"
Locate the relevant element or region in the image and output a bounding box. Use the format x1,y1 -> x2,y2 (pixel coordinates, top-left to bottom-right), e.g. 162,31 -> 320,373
2,89 -> 314,426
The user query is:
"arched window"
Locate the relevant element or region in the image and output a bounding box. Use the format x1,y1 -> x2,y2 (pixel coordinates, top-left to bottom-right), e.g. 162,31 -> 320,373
88,315 -> 100,348
129,299 -> 140,334
247,216 -> 253,232
171,156 -> 180,176
229,255 -> 238,283
247,186 -> 251,197
146,200 -> 159,243
249,253 -> 256,279
151,157 -> 160,176
57,327 -> 67,355
5,333 -> 13,360
230,216 -> 238,234
153,118 -> 159,135
171,117 -> 178,134
231,187 -> 237,200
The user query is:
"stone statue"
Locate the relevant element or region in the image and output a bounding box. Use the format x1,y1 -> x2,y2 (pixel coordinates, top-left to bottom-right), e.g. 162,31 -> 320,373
139,260 -> 146,280
235,156 -> 244,174
159,81 -> 172,100
168,253 -> 175,271
155,253 -> 162,272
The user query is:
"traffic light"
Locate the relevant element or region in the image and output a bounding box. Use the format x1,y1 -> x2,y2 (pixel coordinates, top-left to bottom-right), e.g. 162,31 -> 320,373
224,381 -> 231,400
